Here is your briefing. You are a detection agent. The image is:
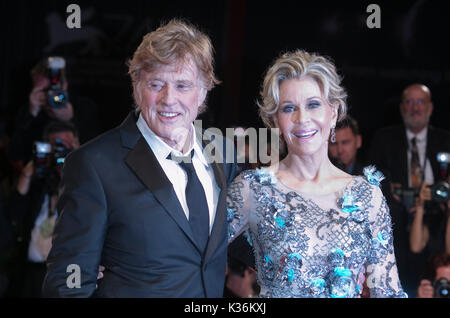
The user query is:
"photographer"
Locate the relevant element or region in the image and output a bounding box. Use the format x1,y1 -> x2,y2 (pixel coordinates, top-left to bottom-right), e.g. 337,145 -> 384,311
8,57 -> 100,175
368,83 -> 450,296
7,121 -> 79,297
410,181 -> 450,256
417,253 -> 450,298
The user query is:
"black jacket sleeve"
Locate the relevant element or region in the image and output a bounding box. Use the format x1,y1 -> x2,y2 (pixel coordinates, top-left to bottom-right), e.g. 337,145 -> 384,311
42,148 -> 107,297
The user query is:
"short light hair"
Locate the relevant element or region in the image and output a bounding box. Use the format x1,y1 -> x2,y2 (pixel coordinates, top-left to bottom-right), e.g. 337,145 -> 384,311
258,50 -> 347,129
127,19 -> 220,113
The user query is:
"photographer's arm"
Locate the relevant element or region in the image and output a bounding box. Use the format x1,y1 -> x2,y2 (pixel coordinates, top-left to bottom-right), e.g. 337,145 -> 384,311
409,183 -> 431,253
16,161 -> 34,195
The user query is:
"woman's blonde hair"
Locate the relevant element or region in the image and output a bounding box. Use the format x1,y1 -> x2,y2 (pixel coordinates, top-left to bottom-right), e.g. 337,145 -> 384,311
258,50 -> 347,129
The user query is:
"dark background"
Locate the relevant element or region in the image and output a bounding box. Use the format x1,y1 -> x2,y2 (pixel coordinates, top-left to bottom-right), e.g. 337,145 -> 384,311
1,0 -> 449,157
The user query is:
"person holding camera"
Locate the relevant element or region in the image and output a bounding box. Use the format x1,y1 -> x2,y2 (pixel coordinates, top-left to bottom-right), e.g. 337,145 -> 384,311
368,83 -> 450,296
6,121 -> 79,297
417,252 -> 450,298
410,180 -> 450,254
8,57 -> 100,175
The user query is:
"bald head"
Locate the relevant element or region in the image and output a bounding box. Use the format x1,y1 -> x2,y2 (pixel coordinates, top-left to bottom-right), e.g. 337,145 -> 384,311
400,84 -> 433,134
402,84 -> 432,101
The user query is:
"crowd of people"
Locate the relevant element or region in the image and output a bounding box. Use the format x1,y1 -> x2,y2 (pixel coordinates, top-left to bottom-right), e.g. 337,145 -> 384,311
0,18 -> 449,298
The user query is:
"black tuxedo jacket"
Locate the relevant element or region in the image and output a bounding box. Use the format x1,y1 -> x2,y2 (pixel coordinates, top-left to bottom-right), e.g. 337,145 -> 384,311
368,125 -> 450,187
42,112 -> 237,297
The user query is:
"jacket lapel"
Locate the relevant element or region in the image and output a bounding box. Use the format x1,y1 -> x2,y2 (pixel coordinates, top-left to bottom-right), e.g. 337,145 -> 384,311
120,113 -> 199,251
199,130 -> 228,262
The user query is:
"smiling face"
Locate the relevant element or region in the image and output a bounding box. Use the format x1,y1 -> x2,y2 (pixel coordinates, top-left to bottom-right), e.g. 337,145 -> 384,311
274,77 -> 337,158
400,84 -> 433,134
134,59 -> 206,151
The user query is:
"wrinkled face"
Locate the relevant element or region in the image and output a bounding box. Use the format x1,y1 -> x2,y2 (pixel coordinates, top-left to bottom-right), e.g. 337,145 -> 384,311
135,60 -> 206,149
274,77 -> 337,157
400,85 -> 433,133
330,126 -> 361,168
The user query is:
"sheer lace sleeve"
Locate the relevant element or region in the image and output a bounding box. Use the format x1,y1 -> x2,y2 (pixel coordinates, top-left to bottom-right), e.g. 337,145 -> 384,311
227,172 -> 251,244
365,185 -> 408,298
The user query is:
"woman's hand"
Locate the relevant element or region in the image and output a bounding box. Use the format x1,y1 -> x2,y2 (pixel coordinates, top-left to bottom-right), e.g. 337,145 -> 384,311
417,279 -> 434,298
416,182 -> 432,208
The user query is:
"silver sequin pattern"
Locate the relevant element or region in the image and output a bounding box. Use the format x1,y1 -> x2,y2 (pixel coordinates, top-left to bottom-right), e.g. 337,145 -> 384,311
227,168 -> 407,298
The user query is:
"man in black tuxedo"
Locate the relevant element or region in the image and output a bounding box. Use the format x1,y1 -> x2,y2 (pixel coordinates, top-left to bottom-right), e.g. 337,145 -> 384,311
42,19 -> 237,297
368,83 -> 450,296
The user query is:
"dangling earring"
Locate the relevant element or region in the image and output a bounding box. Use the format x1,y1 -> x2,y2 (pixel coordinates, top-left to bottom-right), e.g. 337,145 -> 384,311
330,126 -> 336,143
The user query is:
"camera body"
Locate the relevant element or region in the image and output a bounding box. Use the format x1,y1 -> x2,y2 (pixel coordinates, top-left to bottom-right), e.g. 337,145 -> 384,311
45,57 -> 69,109
434,278 -> 450,298
33,139 -> 71,180
33,141 -> 52,179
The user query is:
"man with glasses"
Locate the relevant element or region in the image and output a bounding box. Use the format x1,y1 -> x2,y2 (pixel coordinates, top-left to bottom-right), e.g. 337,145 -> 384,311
368,83 -> 450,296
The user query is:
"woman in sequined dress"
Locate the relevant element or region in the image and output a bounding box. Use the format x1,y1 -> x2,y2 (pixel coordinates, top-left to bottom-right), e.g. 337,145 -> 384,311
227,50 -> 407,298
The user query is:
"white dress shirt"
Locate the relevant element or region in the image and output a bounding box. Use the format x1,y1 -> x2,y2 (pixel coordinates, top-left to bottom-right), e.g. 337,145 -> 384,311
136,113 -> 219,233
27,195 -> 57,262
406,127 -> 434,187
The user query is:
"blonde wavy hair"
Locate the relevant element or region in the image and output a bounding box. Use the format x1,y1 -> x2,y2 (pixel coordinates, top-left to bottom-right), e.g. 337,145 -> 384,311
258,50 -> 347,129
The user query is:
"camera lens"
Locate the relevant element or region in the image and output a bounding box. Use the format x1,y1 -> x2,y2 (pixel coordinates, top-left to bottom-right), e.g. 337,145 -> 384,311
434,278 -> 450,298
47,88 -> 68,109
431,181 -> 450,203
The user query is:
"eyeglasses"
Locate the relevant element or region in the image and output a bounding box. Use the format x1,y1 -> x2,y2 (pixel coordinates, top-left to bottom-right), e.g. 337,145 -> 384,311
402,99 -> 429,106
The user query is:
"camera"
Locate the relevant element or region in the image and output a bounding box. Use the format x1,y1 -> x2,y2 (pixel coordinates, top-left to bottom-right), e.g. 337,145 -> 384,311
434,278 -> 450,298
33,141 -> 52,179
46,57 -> 69,109
430,152 -> 450,203
53,138 -> 71,168
395,152 -> 450,208
33,139 -> 71,179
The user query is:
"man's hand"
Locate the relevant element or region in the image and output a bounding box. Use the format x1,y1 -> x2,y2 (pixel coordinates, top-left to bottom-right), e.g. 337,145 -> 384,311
95,265 -> 105,289
29,86 -> 47,117
97,265 -> 105,280
417,279 -> 434,298
49,102 -> 74,121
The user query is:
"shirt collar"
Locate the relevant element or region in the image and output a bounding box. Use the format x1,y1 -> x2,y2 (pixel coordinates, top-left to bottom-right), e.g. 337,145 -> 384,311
406,126 -> 428,144
136,113 -> 208,167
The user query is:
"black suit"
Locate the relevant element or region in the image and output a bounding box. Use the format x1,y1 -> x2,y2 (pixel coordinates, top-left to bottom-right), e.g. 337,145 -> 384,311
43,112 -> 237,297
368,125 -> 450,187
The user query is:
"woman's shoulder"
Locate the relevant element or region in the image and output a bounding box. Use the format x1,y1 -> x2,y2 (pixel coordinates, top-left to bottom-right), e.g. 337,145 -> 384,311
351,166 -> 386,192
